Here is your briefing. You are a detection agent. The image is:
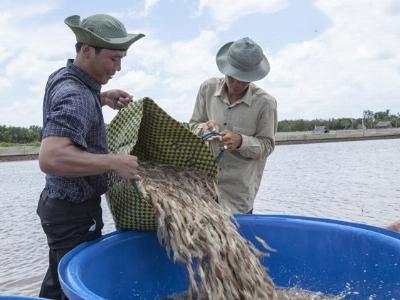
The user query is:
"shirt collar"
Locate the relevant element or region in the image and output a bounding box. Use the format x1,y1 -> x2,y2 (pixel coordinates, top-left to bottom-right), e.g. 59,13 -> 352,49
66,59 -> 102,93
214,77 -> 254,106
214,78 -> 226,98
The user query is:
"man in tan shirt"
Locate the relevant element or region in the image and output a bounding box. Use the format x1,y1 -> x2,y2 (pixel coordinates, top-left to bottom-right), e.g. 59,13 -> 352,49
189,37 -> 277,214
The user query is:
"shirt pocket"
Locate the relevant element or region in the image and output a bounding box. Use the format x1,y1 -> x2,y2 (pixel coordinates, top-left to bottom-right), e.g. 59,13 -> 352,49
233,126 -> 256,136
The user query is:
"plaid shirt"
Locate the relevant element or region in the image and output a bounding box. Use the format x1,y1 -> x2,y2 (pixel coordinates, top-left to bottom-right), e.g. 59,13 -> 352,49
41,60 -> 108,203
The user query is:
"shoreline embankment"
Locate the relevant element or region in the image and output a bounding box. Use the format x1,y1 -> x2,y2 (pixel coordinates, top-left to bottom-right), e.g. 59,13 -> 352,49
1,128 -> 400,162
0,145 -> 39,162
275,128 -> 400,145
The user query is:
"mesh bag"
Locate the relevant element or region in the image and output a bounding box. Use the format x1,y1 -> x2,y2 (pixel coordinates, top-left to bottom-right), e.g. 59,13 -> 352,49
106,97 -> 218,230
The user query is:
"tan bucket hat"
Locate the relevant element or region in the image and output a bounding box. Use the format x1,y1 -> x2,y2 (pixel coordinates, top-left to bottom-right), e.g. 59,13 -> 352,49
65,14 -> 145,51
216,37 -> 270,82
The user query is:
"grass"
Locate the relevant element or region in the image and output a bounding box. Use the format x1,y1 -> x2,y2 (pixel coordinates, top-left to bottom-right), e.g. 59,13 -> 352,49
0,141 -> 41,147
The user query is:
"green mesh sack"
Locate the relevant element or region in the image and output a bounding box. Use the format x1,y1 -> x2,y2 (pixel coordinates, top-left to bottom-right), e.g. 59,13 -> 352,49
106,97 -> 218,230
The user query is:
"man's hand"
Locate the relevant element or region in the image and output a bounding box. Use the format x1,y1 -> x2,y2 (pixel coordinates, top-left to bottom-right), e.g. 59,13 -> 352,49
203,120 -> 218,133
218,130 -> 242,151
202,120 -> 221,141
101,89 -> 132,109
112,154 -> 140,180
386,220 -> 400,232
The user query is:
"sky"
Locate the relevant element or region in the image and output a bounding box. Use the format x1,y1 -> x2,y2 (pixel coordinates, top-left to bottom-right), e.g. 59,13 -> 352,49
0,0 -> 399,127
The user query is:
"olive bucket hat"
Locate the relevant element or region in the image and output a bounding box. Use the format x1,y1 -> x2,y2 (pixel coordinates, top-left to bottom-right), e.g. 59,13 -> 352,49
65,14 -> 145,51
216,37 -> 270,82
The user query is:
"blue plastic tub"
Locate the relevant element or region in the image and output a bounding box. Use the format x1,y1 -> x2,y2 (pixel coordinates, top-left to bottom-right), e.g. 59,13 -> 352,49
59,215 -> 400,299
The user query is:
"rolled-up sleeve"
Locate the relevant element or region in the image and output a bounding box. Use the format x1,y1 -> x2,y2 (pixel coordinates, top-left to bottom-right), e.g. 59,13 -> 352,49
189,82 -> 208,136
42,88 -> 93,149
237,98 -> 277,160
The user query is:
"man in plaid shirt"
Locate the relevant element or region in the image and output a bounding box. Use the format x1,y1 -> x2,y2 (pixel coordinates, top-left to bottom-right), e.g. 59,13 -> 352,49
37,14 -> 144,299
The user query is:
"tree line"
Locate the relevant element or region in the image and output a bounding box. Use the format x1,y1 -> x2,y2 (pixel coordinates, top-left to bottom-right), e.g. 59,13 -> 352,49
0,125 -> 41,144
1,110 -> 399,144
278,109 -> 400,132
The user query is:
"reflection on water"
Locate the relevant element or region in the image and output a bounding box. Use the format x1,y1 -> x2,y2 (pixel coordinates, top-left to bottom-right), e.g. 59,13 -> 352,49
255,139 -> 400,226
0,139 -> 399,296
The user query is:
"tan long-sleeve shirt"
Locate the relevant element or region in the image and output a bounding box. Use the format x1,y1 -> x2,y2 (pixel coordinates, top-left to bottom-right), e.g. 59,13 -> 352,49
189,77 -> 277,213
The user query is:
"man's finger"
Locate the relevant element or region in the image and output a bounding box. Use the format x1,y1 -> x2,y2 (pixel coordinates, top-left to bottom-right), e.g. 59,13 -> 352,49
116,90 -> 131,98
117,98 -> 132,108
119,96 -> 133,102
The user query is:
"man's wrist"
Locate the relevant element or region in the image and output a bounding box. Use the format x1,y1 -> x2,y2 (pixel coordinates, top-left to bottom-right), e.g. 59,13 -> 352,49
236,133 -> 242,149
105,154 -> 117,172
99,91 -> 107,106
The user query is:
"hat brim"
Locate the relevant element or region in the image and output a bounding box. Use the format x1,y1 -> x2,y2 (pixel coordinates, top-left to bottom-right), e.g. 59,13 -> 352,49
65,15 -> 145,51
216,41 -> 270,82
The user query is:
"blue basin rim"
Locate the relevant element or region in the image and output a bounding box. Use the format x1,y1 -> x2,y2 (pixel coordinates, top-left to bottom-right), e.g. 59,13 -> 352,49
58,214 -> 400,300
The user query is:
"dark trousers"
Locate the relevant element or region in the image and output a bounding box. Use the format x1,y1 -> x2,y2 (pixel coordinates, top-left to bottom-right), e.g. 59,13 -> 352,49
37,191 -> 104,300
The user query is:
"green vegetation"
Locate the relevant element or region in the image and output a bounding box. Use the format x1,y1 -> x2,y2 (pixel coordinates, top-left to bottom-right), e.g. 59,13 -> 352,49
0,125 -> 41,145
1,110 -> 399,145
278,110 -> 400,132
0,141 -> 41,147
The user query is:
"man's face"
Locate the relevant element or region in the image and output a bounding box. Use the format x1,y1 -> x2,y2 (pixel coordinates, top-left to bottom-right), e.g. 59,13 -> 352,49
88,48 -> 127,84
225,75 -> 250,96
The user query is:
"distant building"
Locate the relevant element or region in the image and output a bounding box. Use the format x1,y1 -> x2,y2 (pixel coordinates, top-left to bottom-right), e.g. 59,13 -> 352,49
375,121 -> 392,129
313,126 -> 329,134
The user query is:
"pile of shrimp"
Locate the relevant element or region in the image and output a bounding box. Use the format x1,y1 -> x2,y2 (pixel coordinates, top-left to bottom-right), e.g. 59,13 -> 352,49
138,161 -> 342,300
138,161 -> 277,299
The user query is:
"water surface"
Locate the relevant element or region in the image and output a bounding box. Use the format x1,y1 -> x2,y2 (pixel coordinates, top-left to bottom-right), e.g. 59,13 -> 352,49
0,139 -> 399,296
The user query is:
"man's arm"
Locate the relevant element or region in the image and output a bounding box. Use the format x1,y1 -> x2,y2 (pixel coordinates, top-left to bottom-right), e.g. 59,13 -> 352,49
235,100 -> 277,160
39,136 -> 140,179
189,82 -> 209,136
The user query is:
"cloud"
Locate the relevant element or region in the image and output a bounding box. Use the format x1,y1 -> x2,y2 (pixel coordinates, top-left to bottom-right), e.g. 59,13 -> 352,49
4,0 -> 400,127
162,30 -> 219,92
0,77 -> 12,93
98,28 -> 221,124
124,31 -> 219,85
0,5 -> 70,74
6,52 -> 65,82
0,1 -> 55,23
105,70 -> 159,94
108,30 -> 220,121
0,1 -> 68,126
261,0 -> 400,120
196,0 -> 288,30
110,0 -> 161,20
0,46 -> 13,64
142,0 -> 161,16
0,97 -> 42,126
